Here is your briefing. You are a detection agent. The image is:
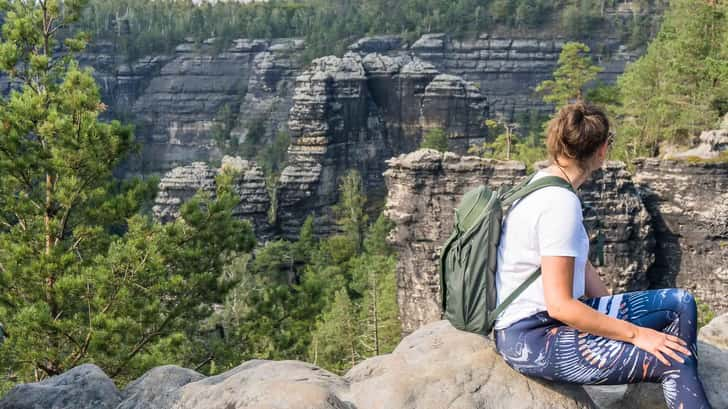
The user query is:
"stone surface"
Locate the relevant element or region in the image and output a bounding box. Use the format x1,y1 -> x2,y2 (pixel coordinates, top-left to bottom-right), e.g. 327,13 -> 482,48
171,360 -> 352,409
383,150 -> 654,334
152,161 -> 219,223
60,32 -> 637,180
276,52 -> 487,240
633,158 -> 728,316
2,314 -> 727,409
345,320 -> 595,409
698,311 -> 728,350
667,125 -> 728,160
152,157 -> 275,241
117,365 -> 205,409
0,364 -> 122,409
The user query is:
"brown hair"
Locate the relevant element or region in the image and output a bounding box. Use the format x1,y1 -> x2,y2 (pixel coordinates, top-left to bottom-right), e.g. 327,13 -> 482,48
545,101 -> 610,172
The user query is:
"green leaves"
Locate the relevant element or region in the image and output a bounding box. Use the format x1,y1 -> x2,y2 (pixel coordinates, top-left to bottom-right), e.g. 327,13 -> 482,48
0,0 -> 256,389
419,127 -> 449,153
535,42 -> 603,108
613,0 -> 728,160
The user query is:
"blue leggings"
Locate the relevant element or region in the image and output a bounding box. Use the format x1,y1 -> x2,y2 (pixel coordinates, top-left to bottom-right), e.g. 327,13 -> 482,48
494,288 -> 712,409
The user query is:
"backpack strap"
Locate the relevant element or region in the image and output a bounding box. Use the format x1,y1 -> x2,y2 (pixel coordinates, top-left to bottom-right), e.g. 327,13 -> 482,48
502,174 -> 576,209
488,266 -> 542,328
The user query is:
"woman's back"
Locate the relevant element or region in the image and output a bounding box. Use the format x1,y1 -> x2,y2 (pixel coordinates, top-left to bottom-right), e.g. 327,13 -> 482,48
493,169 -> 589,330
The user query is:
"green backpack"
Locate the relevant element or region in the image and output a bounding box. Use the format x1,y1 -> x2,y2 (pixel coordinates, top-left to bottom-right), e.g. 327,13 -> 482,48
439,171 -> 577,335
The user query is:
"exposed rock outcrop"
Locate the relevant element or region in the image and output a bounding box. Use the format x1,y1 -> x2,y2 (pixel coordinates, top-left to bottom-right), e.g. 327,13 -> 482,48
666,120 -> 728,160
383,149 -> 654,334
63,32 -> 637,179
0,364 -> 122,409
152,156 -> 274,241
276,53 -> 488,239
633,157 -> 728,315
0,320 -> 598,409
3,314 -> 727,409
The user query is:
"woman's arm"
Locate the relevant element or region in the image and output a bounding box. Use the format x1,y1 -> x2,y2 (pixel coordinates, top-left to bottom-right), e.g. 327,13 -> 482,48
584,260 -> 611,298
542,255 -> 691,366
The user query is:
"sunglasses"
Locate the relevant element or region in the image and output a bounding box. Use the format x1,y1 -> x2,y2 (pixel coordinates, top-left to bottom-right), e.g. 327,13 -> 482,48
606,129 -> 616,148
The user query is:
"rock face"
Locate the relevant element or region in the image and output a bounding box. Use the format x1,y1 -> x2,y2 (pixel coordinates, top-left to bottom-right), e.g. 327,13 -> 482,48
276,53 -> 488,239
66,33 -> 636,179
633,157 -> 728,315
77,38 -> 304,177
666,121 -> 728,160
152,156 -> 274,241
345,320 -> 594,409
383,149 -> 654,334
403,34 -> 635,118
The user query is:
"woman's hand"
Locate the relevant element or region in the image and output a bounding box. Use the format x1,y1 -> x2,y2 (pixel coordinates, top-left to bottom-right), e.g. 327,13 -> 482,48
632,325 -> 692,366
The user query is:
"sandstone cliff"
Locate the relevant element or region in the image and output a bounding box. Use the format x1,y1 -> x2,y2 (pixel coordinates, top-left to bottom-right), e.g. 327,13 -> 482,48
382,149 -> 654,334
70,33 -> 636,178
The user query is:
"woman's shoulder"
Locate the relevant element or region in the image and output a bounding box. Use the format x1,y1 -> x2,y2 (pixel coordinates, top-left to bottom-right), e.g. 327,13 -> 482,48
523,184 -> 581,209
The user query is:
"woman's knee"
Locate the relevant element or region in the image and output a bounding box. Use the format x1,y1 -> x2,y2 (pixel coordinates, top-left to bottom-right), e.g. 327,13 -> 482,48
672,288 -> 697,316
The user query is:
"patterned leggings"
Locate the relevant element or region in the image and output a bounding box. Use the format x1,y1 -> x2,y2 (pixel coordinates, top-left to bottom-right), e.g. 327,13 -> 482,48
494,288 -> 713,409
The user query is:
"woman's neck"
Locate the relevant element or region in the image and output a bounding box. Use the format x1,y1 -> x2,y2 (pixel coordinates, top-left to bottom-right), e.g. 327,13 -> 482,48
544,161 -> 589,190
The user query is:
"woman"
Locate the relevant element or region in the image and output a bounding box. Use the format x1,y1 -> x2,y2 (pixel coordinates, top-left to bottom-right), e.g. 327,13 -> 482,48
492,101 -> 713,409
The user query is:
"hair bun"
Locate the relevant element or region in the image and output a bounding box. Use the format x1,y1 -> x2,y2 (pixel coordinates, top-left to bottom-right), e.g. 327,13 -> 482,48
571,105 -> 584,123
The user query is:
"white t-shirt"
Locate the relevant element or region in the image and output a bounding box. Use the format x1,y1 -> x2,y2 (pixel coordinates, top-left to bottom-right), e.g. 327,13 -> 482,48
492,169 -> 589,330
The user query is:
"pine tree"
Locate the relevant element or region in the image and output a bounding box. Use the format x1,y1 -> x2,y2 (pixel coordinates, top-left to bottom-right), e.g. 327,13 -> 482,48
308,288 -> 359,374
419,127 -> 449,152
331,169 -> 368,253
0,0 -> 255,388
535,41 -> 604,108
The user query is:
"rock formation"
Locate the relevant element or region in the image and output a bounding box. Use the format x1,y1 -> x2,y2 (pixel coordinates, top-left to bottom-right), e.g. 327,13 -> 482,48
62,32 -> 638,179
152,156 -> 274,241
2,313 -> 726,409
633,157 -> 728,314
665,120 -> 728,160
383,149 -> 654,334
275,52 -> 488,239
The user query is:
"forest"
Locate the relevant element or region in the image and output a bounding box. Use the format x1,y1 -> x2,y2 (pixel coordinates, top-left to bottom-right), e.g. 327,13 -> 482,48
0,0 -> 727,396
76,0 -> 667,63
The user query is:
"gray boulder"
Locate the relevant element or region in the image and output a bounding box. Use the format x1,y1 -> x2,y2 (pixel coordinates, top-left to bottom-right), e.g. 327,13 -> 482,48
345,320 -> 595,409
171,360 -> 353,409
118,365 -> 204,409
0,364 -> 121,409
699,312 -> 728,350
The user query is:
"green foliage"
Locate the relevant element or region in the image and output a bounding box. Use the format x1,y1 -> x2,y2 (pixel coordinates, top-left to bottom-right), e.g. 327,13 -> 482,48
470,113 -> 547,172
696,296 -> 716,330
420,127 -> 449,152
76,0 -> 663,64
614,0 -> 728,160
535,41 -> 604,108
308,289 -> 359,373
331,170 -> 369,253
0,0 -> 256,389
215,178 -> 400,376
561,0 -> 602,38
